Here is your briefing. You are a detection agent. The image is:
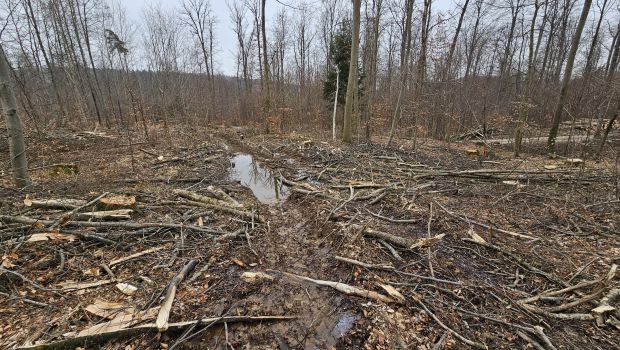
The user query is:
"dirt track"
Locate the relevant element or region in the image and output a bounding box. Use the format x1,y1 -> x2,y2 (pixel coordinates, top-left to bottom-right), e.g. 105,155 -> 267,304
1,126 -> 619,349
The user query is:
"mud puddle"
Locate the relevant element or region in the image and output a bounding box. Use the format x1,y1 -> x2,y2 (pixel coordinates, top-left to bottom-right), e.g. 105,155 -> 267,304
228,153 -> 289,204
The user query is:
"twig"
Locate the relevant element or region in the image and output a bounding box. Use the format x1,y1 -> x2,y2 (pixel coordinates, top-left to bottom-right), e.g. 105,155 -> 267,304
417,299 -> 488,349
517,331 -> 546,350
435,201 -> 537,241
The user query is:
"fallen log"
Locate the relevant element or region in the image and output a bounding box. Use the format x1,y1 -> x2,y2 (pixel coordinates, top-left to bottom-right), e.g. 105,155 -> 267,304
156,259 -> 197,331
16,315 -> 295,350
24,198 -> 87,210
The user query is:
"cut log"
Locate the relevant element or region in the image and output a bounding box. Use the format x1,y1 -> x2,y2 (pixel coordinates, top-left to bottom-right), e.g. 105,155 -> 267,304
156,259 -> 197,331
98,194 -> 136,210
24,198 -> 87,210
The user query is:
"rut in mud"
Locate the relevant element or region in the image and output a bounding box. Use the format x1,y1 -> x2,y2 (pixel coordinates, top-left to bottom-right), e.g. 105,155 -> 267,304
0,126 -> 619,350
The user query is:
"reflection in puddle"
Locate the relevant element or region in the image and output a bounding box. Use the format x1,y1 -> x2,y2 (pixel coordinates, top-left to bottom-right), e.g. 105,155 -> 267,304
228,154 -> 289,204
331,313 -> 359,339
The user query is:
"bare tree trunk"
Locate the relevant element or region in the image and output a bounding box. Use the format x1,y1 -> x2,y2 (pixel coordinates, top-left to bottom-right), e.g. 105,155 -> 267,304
547,0 -> 592,154
332,66 -> 340,140
363,0 -> 382,135
443,0 -> 469,80
261,0 -> 270,119
387,0 -> 414,146
25,0 -> 65,123
0,45 -> 29,187
514,0 -> 540,157
343,0 -> 361,143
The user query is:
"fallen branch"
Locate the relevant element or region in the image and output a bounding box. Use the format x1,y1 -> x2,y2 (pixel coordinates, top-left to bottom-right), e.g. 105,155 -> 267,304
462,238 -> 569,289
0,215 -> 224,234
109,246 -> 168,268
50,192 -> 110,229
77,209 -> 133,221
156,259 -> 197,331
334,255 -> 395,270
276,270 -> 396,303
17,315 -> 295,350
174,189 -> 243,209
417,299 -> 488,349
435,201 -> 537,241
334,255 -> 461,285
351,224 -> 445,250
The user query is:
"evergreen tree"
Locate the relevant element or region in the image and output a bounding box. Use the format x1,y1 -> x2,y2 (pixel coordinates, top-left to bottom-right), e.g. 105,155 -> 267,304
323,20 -> 352,104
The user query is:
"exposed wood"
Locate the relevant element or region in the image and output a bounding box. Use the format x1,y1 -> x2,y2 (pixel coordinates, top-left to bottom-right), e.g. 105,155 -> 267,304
77,209 -> 133,220
109,246 -> 168,268
156,259 -> 197,331
24,198 -> 87,210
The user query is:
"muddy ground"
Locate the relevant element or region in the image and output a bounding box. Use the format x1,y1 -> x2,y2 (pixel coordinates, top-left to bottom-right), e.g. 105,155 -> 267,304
0,125 -> 619,350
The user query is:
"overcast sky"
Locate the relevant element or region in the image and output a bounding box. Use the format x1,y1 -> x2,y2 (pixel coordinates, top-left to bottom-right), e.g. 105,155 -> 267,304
123,0 -> 452,76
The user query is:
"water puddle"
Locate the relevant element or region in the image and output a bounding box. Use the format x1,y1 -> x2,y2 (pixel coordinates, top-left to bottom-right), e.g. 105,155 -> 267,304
331,313 -> 359,339
228,153 -> 289,204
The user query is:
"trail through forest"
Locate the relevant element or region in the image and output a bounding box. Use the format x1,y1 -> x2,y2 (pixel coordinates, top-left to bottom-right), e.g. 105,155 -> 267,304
0,126 -> 619,349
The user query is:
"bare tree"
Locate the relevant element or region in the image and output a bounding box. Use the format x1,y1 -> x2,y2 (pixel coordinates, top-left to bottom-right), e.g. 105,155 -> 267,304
387,0 -> 414,145
547,0 -> 593,154
182,0 -> 216,79
343,0 -> 361,143
0,44 -> 28,187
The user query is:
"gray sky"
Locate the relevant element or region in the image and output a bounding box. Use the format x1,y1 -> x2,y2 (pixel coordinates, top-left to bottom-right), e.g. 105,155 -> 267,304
124,0 -> 453,76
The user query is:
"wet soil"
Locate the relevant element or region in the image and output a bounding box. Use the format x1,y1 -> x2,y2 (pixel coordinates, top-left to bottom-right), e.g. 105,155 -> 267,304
0,125 -> 619,349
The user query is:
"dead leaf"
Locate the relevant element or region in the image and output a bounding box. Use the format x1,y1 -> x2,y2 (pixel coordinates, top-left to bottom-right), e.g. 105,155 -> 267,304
23,196 -> 32,207
196,217 -> 203,226
1,252 -> 17,268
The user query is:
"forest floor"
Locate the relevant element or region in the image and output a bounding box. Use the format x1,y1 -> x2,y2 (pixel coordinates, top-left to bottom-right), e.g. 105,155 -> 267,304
0,124 -> 619,350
